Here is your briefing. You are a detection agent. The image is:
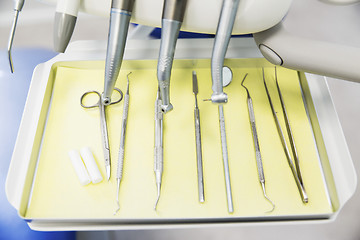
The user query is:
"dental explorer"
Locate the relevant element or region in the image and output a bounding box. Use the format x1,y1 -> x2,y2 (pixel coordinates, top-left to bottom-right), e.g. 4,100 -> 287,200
8,0 -> 25,73
262,68 -> 308,203
102,0 -> 135,105
53,0 -> 80,52
210,0 -> 240,103
154,88 -> 164,210
157,0 -> 188,113
114,72 -> 131,215
192,71 -> 205,203
241,73 -> 275,212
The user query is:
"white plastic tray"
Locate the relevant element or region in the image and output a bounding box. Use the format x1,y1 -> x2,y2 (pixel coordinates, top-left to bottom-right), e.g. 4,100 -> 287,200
5,38 -> 356,230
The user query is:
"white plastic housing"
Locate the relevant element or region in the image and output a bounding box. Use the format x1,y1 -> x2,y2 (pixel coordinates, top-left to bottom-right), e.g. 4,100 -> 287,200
42,0 -> 292,34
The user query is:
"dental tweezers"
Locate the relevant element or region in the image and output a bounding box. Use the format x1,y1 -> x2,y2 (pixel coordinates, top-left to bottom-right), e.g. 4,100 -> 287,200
262,68 -> 308,203
241,73 -> 275,212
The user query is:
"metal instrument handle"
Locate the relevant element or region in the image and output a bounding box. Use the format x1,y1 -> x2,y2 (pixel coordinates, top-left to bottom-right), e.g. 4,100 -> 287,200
218,105 -> 233,213
247,97 -> 265,182
116,91 -> 129,179
194,107 -> 204,202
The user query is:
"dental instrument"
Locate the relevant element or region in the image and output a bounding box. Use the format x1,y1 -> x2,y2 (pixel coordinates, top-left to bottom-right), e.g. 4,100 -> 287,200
210,0 -> 240,103
274,67 -> 304,185
192,71 -> 205,203
204,66 -> 234,212
154,88 -> 164,210
241,73 -> 275,212
8,0 -> 25,73
53,0 -> 80,52
218,104 -> 233,213
262,68 -> 308,203
102,0 -> 135,105
80,88 -> 123,181
114,72 -> 131,215
157,0 -> 188,113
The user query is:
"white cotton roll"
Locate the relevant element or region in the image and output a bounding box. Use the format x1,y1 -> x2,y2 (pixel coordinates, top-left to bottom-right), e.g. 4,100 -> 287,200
68,150 -> 91,186
80,147 -> 103,184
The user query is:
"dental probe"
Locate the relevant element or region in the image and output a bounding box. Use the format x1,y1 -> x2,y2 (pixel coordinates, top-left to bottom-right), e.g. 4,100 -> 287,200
241,73 -> 275,213
157,0 -> 188,113
192,71 -> 205,203
102,0 -> 135,105
262,68 -> 308,203
210,0 -> 240,103
114,72 -> 131,215
154,88 -> 164,210
53,0 -> 80,53
8,0 -> 25,73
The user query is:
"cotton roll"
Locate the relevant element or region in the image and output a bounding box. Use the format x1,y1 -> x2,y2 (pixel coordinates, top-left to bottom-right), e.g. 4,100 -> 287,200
68,150 -> 91,186
80,147 -> 103,184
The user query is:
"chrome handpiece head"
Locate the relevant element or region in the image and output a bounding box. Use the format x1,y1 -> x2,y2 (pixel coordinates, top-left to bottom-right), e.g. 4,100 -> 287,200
8,0 -> 25,73
102,0 -> 135,105
157,0 -> 188,113
210,0 -> 240,103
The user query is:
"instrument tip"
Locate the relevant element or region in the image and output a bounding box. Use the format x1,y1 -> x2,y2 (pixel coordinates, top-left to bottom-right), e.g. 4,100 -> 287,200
113,201 -> 120,215
261,182 -> 275,213
8,51 -> 14,73
154,183 -> 161,211
106,166 -> 111,181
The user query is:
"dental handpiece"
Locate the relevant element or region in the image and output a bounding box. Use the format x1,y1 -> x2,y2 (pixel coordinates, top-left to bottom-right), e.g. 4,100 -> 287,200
210,0 -> 240,103
53,0 -> 80,53
102,0 -> 135,105
8,0 -> 25,73
154,88 -> 164,210
157,0 -> 188,113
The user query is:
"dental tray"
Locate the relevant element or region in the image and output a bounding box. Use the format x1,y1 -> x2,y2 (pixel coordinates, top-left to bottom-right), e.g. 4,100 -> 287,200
6,39 -> 356,231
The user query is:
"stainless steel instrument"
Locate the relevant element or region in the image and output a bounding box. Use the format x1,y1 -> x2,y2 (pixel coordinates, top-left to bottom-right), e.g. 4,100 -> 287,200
241,73 -> 275,212
114,72 -> 131,214
80,88 -> 123,181
192,71 -> 205,203
157,0 -> 188,113
262,68 -> 308,203
8,0 -> 25,73
210,0 -> 240,103
102,0 -> 135,105
154,88 -> 164,210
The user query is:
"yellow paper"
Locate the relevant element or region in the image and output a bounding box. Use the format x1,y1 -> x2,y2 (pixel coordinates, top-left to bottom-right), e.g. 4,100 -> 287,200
26,59 -> 333,220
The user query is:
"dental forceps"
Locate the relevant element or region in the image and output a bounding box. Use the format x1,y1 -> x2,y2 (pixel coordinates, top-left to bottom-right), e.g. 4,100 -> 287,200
262,68 -> 308,203
80,88 -> 123,181
241,73 -> 275,212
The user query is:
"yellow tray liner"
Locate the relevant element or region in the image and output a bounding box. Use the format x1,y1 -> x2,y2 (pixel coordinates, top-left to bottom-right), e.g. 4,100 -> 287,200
26,59 -> 333,219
